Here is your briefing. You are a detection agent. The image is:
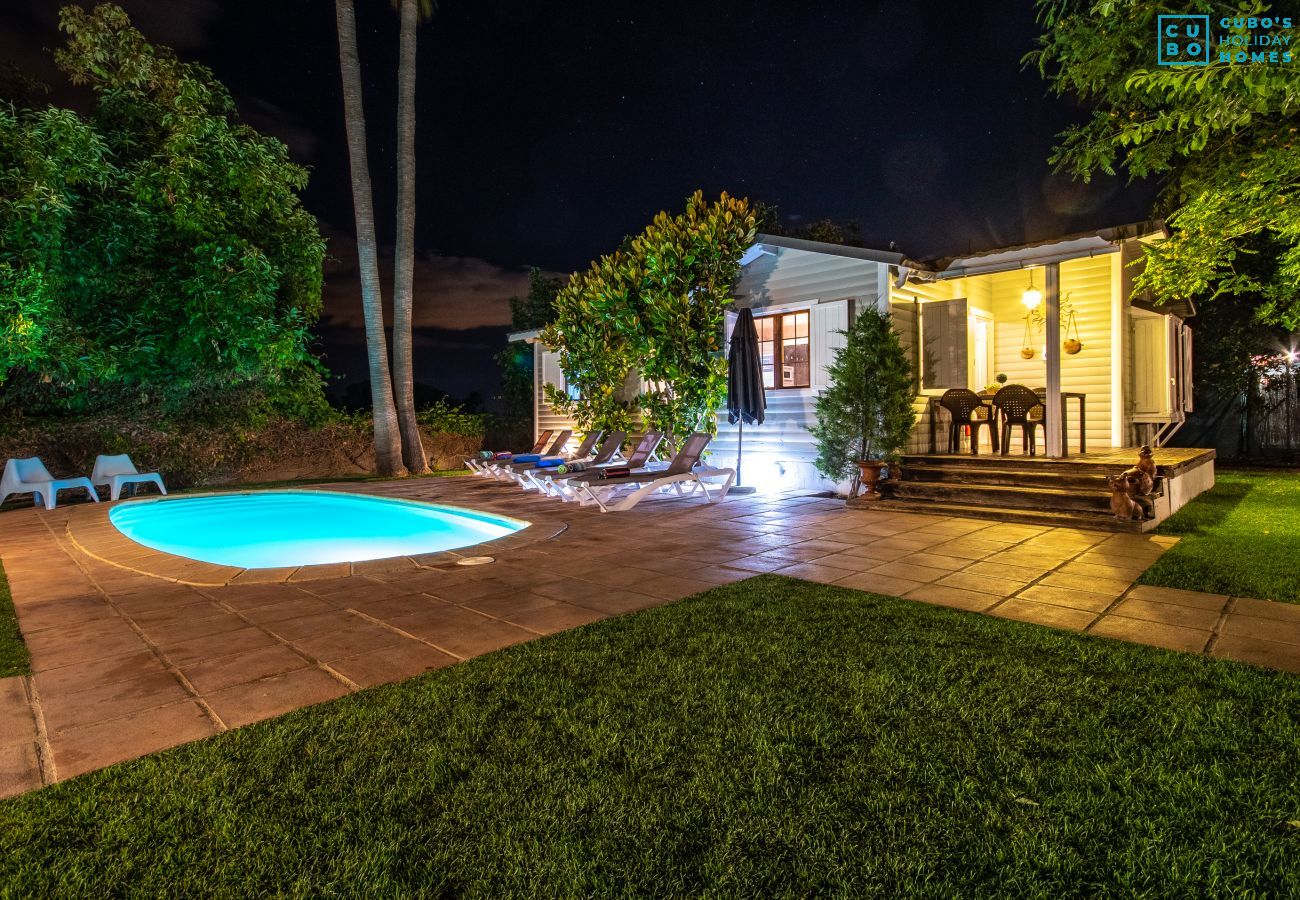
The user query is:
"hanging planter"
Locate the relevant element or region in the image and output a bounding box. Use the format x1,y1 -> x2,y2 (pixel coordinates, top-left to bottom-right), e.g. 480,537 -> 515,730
1063,305 -> 1083,355
1020,316 -> 1036,359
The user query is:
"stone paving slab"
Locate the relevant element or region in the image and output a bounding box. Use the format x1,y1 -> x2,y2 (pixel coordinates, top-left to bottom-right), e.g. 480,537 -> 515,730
2,474 -> 1299,798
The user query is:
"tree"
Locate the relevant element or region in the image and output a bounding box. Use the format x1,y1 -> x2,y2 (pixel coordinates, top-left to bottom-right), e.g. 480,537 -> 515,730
629,191 -> 757,448
540,252 -> 639,436
540,191 -> 758,450
335,0 -> 405,475
811,306 -> 916,496
0,4 -> 326,419
1028,1 -> 1300,328
391,0 -> 437,475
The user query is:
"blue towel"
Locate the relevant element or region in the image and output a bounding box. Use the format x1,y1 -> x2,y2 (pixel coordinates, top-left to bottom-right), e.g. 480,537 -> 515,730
535,457 -> 565,468
511,454 -> 541,464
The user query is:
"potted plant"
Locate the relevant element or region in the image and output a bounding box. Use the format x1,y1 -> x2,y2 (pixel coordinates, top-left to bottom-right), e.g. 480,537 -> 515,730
811,307 -> 917,501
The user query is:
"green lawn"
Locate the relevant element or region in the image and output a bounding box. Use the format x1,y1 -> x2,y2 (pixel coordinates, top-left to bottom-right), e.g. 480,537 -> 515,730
2,576 -> 1297,896
1141,468 -> 1300,604
0,560 -> 29,678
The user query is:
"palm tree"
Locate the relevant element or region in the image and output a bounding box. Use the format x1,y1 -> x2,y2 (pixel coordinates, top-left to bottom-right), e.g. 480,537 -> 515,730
391,0 -> 437,474
334,0 -> 406,476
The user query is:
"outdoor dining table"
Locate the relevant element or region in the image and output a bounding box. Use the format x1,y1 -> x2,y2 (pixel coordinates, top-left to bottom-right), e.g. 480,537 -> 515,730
927,388 -> 1086,456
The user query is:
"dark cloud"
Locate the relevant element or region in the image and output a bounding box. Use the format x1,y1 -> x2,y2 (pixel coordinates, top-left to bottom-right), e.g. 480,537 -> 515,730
319,231 -> 552,332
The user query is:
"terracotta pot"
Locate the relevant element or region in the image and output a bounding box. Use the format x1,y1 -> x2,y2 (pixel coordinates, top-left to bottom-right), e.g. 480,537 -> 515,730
1020,347 -> 1035,360
1063,338 -> 1082,355
857,460 -> 887,501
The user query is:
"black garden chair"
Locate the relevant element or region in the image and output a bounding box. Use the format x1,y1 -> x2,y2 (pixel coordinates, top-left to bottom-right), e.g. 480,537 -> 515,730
992,384 -> 1047,456
938,388 -> 998,454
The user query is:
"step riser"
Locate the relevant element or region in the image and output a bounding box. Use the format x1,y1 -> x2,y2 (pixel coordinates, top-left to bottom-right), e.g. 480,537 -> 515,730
869,499 -> 1149,533
900,456 -> 1141,476
901,470 -> 1116,490
886,484 -> 1124,513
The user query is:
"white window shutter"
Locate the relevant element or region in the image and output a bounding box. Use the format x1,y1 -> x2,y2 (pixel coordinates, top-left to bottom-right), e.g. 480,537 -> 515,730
812,299 -> 850,389
540,349 -> 564,391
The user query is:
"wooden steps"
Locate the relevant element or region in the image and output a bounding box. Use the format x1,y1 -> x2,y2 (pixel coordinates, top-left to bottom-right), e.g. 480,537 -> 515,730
876,454 -> 1162,532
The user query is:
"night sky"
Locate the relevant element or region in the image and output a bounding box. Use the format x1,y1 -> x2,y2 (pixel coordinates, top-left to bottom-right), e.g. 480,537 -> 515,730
3,0 -> 1159,405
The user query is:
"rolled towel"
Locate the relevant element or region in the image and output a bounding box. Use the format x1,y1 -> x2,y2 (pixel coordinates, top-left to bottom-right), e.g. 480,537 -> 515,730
566,460 -> 589,472
511,454 -> 542,465
599,466 -> 632,480
553,464 -> 568,475
493,451 -> 514,460
535,457 -> 565,468
479,450 -> 493,459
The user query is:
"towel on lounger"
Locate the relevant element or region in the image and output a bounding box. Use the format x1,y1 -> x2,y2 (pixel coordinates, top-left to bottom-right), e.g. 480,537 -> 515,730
535,457 -> 565,468
511,454 -> 541,464
599,466 -> 631,479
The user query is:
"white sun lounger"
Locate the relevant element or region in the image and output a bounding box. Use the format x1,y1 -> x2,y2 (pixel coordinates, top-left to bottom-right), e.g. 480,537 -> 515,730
466,430 -> 553,474
91,454 -> 167,501
1,457 -> 99,510
485,430 -> 571,480
504,430 -> 605,489
570,432 -> 734,512
535,431 -> 662,501
520,430 -> 626,493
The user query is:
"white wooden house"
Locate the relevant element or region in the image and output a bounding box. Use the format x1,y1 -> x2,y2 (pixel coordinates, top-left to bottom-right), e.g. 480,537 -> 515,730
510,222 -> 1213,524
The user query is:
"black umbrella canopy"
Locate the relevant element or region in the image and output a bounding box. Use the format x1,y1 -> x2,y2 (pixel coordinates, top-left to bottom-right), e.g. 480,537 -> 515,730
728,307 -> 766,426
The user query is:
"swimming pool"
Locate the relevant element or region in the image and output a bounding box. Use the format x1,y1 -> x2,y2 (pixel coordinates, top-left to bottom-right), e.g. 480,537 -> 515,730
108,491 -> 528,569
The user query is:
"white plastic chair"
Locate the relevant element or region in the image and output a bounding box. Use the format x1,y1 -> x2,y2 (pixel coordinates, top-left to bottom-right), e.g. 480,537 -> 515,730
1,457 -> 99,510
91,454 -> 167,501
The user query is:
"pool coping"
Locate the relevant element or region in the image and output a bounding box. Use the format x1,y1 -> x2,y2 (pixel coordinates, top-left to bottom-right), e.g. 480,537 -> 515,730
66,489 -> 566,587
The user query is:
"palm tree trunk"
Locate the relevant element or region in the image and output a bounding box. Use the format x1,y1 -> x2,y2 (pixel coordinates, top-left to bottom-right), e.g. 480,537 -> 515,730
392,0 -> 428,473
335,0 -> 406,476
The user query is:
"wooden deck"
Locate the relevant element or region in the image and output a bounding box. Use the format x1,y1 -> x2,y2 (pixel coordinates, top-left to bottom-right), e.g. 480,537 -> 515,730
913,447 -> 1215,476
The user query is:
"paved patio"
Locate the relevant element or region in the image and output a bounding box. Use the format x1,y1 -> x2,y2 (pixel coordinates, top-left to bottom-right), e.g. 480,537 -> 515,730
3,475 -> 1299,799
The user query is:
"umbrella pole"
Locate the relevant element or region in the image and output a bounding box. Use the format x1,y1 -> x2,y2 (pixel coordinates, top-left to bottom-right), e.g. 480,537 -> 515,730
737,419 -> 743,487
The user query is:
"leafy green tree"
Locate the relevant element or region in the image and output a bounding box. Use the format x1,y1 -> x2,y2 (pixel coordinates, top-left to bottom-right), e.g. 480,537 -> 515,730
540,252 -> 639,435
494,268 -> 561,438
629,191 -> 758,448
1028,1 -> 1300,327
541,191 -> 757,449
811,306 -> 916,496
0,4 -> 326,419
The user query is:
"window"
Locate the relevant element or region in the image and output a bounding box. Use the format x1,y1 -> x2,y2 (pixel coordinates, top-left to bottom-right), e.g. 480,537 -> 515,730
755,310 -> 811,389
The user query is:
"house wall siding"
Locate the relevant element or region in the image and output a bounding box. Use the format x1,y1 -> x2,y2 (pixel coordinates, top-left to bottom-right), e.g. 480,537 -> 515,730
710,247 -> 890,492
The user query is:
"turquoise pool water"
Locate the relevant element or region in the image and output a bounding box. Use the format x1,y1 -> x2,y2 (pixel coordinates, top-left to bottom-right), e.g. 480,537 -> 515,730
108,491 -> 528,569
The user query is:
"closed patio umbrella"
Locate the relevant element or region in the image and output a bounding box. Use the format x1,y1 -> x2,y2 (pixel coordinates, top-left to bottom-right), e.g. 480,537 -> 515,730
727,307 -> 767,492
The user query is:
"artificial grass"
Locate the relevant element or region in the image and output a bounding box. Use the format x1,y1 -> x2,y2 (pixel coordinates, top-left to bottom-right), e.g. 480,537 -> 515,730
1140,468 -> 1300,604
2,575 -> 1298,896
0,559 -> 29,678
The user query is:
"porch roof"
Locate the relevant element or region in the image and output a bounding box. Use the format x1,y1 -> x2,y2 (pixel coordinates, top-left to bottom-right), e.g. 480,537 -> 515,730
907,220 -> 1166,279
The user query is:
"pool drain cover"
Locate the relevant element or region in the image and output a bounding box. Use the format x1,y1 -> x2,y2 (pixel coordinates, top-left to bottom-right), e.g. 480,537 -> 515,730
456,556 -> 495,566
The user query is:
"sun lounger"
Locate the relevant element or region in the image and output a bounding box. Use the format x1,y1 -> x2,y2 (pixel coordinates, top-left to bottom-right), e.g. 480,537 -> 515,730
535,431 -> 660,500
485,430 -> 572,479
90,454 -> 168,501
504,430 -> 606,489
1,457 -> 99,511
466,430 -> 553,474
570,432 -> 734,512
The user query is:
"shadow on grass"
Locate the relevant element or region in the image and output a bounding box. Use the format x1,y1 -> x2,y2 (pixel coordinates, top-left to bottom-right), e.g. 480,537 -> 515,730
0,560 -> 29,678
1143,469 -> 1300,603
1154,477 -> 1253,535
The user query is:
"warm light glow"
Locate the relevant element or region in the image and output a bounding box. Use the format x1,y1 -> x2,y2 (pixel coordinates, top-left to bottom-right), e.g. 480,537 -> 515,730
1022,269 -> 1042,310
